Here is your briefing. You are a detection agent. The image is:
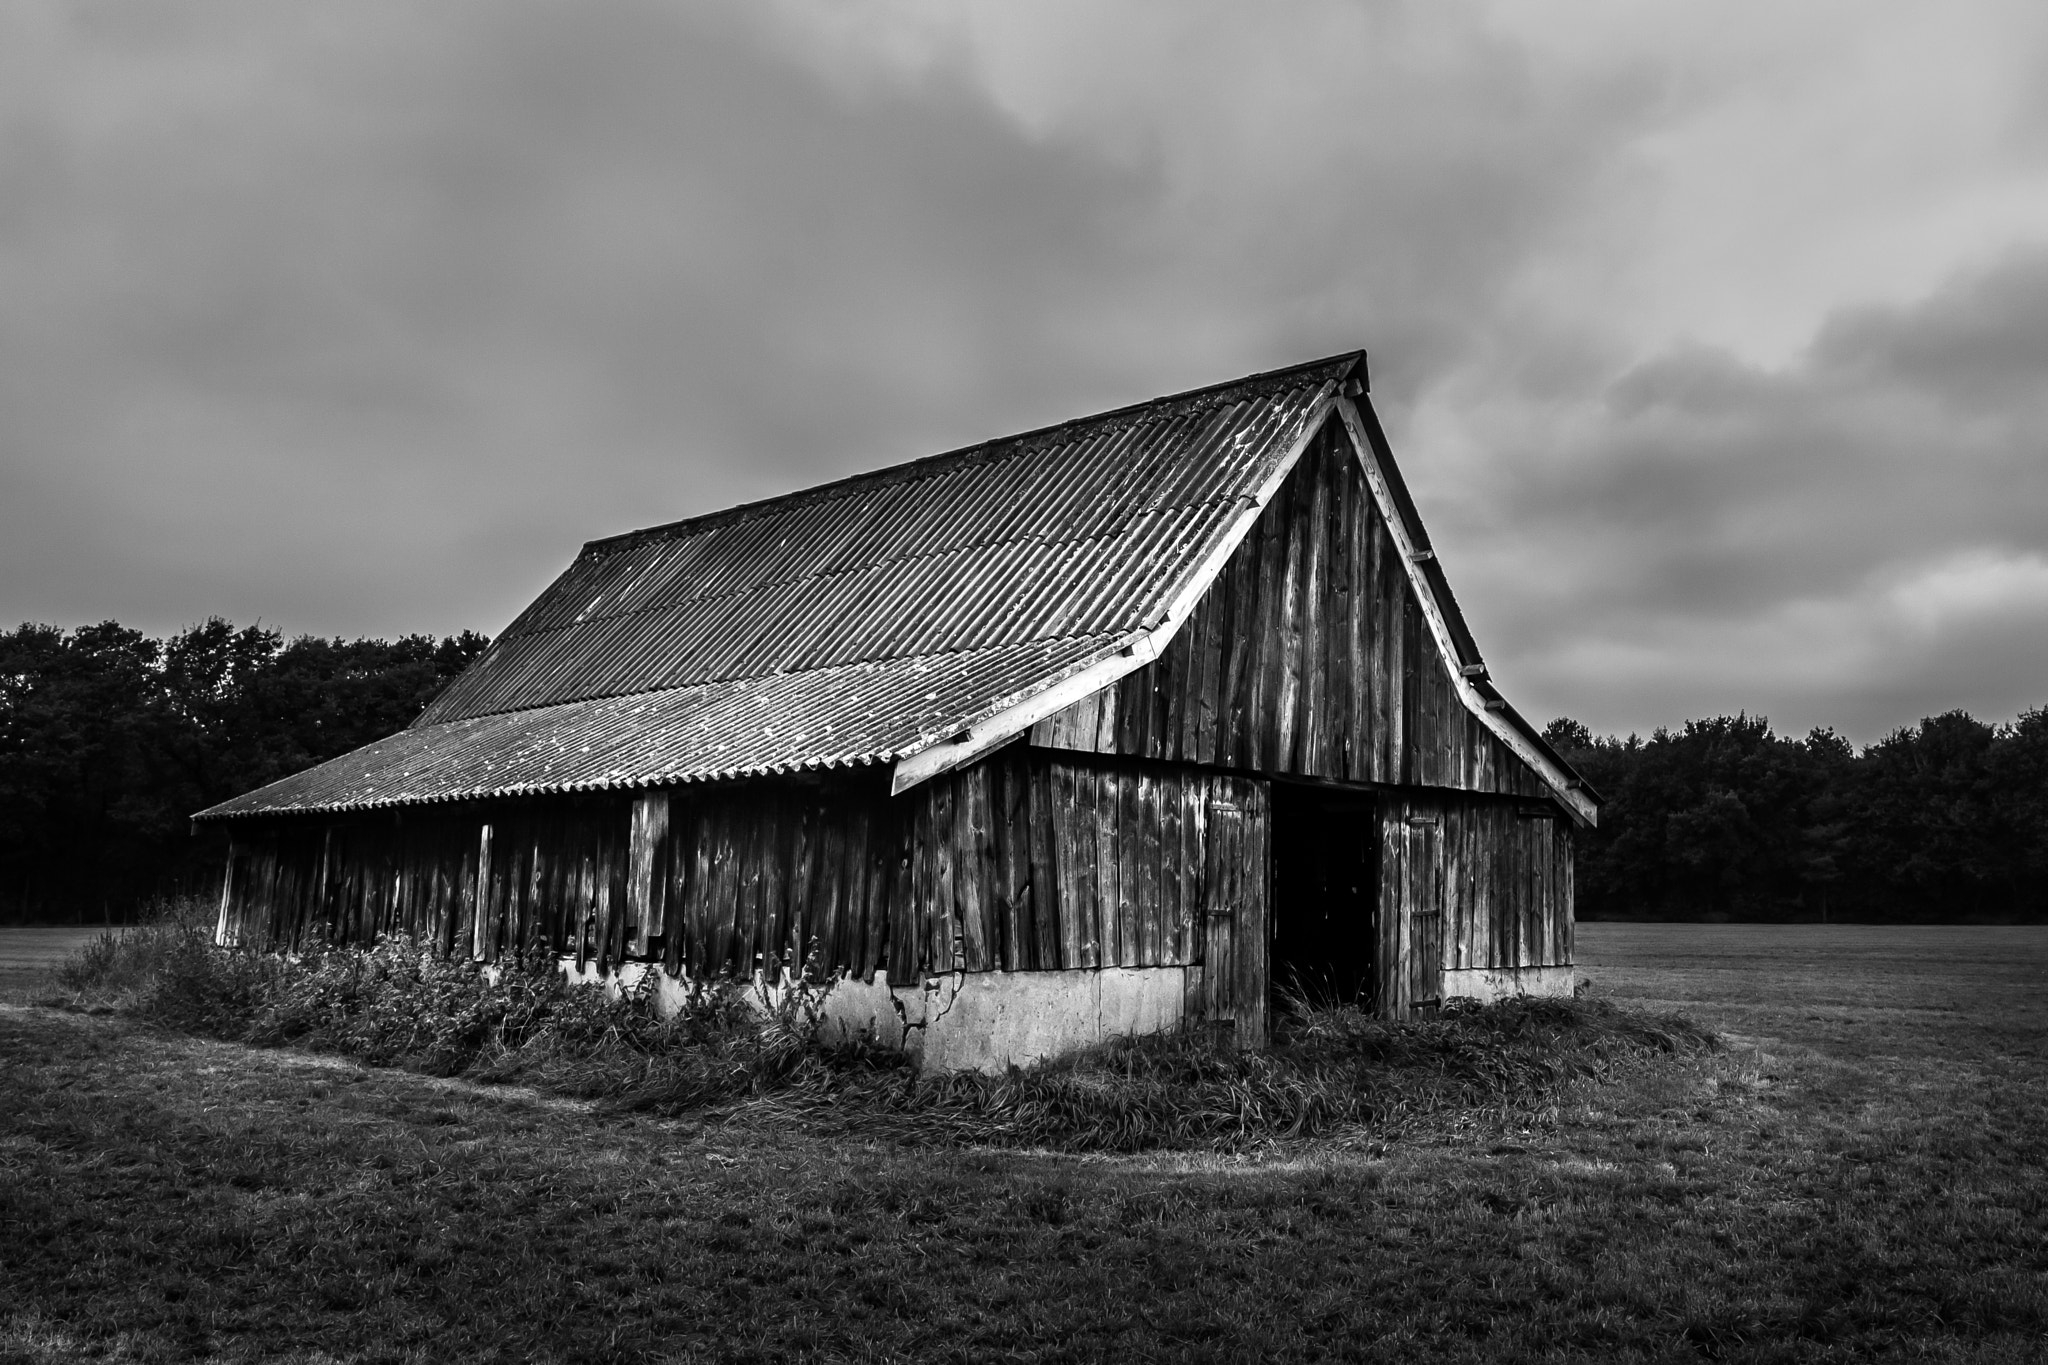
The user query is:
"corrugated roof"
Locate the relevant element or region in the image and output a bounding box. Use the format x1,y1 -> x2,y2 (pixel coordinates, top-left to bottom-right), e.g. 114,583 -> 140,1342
199,353 -> 1361,820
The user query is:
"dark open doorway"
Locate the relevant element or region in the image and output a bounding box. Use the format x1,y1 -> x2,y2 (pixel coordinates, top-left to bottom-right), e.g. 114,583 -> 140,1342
1270,784 -> 1379,1012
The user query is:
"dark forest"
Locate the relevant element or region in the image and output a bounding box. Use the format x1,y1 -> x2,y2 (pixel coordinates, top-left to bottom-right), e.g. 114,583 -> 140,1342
2,618 -> 2042,924
1546,711 -> 2048,923
0,620 -> 487,924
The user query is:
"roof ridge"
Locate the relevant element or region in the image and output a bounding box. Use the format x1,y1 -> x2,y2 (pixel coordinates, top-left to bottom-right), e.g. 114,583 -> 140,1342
586,350 -> 1366,555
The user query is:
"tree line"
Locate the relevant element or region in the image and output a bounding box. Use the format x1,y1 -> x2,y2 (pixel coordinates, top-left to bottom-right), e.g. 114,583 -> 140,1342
0,619 -> 488,924
1543,711 -> 2048,923
4,616 -> 2042,924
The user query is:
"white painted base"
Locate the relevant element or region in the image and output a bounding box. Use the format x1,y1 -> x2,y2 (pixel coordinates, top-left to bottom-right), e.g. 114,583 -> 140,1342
1440,964 -> 1575,1004
557,958 -> 1188,1073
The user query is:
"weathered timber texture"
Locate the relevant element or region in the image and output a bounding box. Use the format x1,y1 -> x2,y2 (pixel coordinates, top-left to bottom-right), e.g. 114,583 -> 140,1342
1030,422 -> 1553,802
216,750 -> 1271,1010
1373,790 -> 1574,1013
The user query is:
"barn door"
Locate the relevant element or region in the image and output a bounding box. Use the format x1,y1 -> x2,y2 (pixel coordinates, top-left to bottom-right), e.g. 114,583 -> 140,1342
1201,787 -> 1270,1047
1404,817 -> 1444,1013
1379,810 -> 1445,1018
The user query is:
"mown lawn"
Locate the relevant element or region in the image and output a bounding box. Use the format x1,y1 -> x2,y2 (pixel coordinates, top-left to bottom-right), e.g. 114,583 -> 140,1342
3,924 -> 2046,1363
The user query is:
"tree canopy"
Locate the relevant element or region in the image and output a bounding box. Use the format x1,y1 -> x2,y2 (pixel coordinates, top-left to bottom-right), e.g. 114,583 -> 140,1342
0,620 -> 487,922
1544,709 -> 2048,922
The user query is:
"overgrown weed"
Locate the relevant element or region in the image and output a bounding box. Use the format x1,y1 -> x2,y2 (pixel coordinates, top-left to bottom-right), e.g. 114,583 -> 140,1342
53,906 -> 1714,1152
829,995 -> 1716,1152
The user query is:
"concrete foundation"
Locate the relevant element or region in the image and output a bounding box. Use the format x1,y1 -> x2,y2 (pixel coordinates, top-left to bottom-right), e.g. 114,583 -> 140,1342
1440,964 -> 1575,1004
882,966 -> 1187,1072
558,958 -> 1188,1073
562,958 -> 1574,1068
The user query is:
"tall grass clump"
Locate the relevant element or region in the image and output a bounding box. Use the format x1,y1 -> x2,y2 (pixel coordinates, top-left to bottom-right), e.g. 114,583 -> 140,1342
54,916 -> 1713,1152
53,895 -> 270,1031
54,906 -> 857,1105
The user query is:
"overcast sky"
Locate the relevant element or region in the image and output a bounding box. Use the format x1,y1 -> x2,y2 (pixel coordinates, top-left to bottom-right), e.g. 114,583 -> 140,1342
4,1 -> 2047,744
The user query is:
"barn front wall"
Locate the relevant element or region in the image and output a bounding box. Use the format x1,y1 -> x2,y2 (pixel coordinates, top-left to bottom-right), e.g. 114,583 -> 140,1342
216,752 -> 1570,1068
215,744 -> 1277,1056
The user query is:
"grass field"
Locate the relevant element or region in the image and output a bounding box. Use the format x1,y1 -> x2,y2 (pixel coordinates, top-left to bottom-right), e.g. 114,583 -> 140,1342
3,924 -> 2044,1363
0,927 -> 104,1002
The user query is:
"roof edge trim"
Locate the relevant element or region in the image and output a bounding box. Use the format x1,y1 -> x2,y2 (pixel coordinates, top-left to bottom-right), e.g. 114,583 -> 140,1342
1334,395 -> 1598,827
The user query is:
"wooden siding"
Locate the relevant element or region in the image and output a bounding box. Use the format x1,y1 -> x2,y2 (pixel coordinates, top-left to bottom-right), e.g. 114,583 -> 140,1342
1030,421 -> 1553,802
216,752 -> 1271,1018
1374,790 -> 1574,1012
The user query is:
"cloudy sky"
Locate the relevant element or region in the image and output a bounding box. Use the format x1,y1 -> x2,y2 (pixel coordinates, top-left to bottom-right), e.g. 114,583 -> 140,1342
4,1 -> 2046,743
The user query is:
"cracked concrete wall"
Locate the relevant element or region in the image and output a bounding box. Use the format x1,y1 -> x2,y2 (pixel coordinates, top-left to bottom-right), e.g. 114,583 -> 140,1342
559,959 -> 1188,1072
1440,965 -> 1573,1003
873,967 -> 1187,1073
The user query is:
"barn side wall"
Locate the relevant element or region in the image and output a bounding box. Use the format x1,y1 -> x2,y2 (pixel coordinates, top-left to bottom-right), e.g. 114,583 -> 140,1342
214,748 -> 1272,1041
1029,420 -> 1554,802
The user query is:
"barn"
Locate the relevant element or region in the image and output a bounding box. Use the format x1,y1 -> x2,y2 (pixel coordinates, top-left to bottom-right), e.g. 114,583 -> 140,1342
196,351 -> 1597,1070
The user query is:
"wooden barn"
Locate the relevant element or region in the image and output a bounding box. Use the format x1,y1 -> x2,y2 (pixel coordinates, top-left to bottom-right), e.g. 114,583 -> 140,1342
197,351 -> 1597,1069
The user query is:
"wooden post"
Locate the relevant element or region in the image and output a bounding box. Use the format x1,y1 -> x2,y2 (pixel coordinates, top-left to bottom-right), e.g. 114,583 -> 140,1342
473,822 -> 494,962
215,840 -> 237,948
628,792 -> 669,958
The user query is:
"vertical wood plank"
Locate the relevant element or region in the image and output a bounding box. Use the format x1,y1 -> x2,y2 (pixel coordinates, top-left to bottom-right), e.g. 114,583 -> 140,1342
605,811 -> 630,973
1202,793 -> 1241,1035
1235,779 -> 1270,1048
1219,532 -> 1257,768
767,798 -> 796,977
928,777 -> 959,972
1408,816 -> 1442,1009
1179,780 -> 1206,964
735,798 -> 767,980
523,828 -> 546,960
1274,461 -> 1309,769
1183,599 -> 1218,765
885,798 -> 918,983
1028,754 -> 1061,972
661,804 -> 690,974
1092,767 -> 1118,969
1157,771 -> 1182,966
1561,826 -> 1576,970
1114,767 -> 1143,967
958,766 -> 994,972
1052,762 -> 1090,970
1092,685 -> 1120,754
705,806 -> 736,975
994,753 -> 1030,972
628,792 -> 668,958
803,799 -> 829,975
473,823 -> 495,962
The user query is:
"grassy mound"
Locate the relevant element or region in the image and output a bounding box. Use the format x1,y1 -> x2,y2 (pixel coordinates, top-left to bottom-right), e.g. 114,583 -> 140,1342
833,996 -> 1714,1151
51,898 -> 1715,1152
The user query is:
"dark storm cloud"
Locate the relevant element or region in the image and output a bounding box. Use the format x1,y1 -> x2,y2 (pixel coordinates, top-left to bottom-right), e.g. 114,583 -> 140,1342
0,2 -> 1165,635
1442,248 -> 2048,739
3,0 -> 2044,747
0,0 -> 1644,641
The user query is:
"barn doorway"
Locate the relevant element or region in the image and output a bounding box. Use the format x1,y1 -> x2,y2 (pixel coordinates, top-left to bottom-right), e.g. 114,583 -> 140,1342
1269,784 -> 1380,1013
